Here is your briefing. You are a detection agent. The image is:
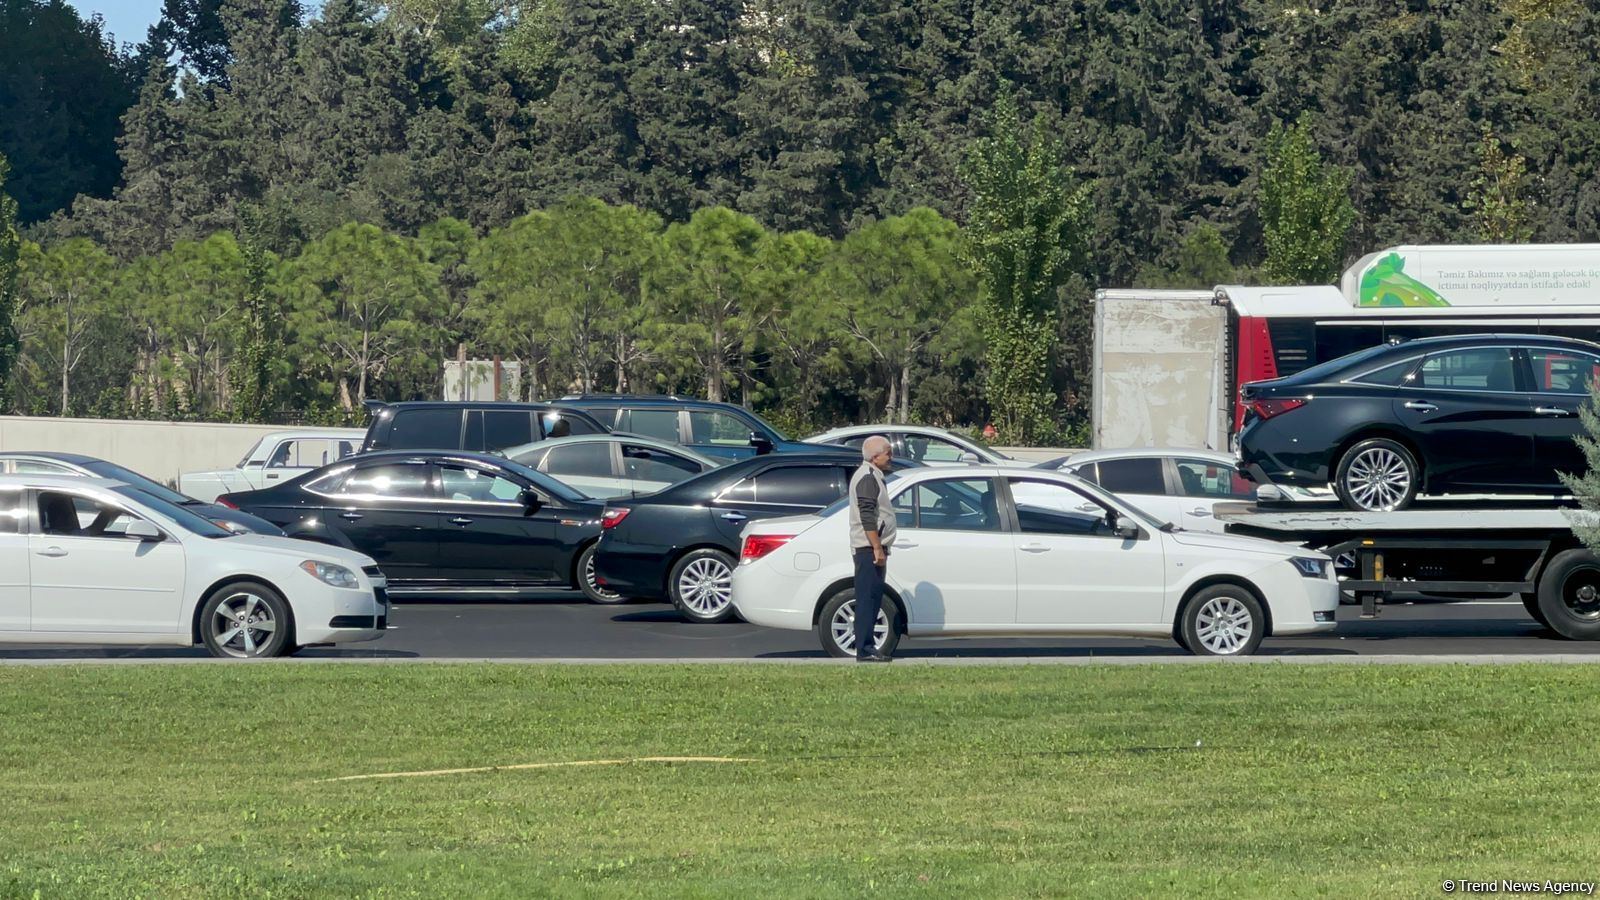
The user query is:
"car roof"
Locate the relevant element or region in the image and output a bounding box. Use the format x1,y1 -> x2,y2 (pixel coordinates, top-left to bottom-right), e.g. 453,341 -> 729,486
254,429 -> 364,440
375,401 -> 573,411
335,450 -> 518,468
0,451 -> 99,465
1387,332 -> 1600,351
0,474 -> 124,491
808,424 -> 965,439
890,465 -> 1090,487
555,395 -> 747,412
1063,448 -> 1231,464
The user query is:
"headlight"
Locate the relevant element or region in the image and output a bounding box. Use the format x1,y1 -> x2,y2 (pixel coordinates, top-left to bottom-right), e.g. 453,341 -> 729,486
1289,556 -> 1330,579
300,560 -> 360,589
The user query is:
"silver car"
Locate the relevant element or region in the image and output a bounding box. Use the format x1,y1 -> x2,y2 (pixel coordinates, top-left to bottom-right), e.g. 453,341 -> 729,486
502,434 -> 722,499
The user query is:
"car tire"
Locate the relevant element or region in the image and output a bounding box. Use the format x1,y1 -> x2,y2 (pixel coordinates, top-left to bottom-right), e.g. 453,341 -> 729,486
669,548 -> 738,623
576,543 -> 626,605
199,581 -> 293,659
1536,549 -> 1600,640
1179,584 -> 1266,656
1334,438 -> 1420,511
816,589 -> 903,659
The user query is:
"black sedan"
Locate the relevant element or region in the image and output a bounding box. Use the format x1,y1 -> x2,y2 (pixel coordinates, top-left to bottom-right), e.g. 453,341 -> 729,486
0,451 -> 284,535
218,451 -> 619,602
593,451 -> 919,623
1238,333 -> 1600,510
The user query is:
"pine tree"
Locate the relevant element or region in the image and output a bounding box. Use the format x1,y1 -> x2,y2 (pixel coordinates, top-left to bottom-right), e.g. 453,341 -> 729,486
0,153 -> 19,410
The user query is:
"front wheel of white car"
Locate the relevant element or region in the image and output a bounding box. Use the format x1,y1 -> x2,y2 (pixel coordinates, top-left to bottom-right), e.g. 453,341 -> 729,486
200,582 -> 293,659
1180,585 -> 1265,657
817,589 -> 902,658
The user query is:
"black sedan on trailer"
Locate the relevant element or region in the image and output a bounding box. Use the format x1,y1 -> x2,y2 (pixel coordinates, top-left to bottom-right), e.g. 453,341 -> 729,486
1238,333 -> 1600,511
593,451 -> 920,624
218,451 -> 620,602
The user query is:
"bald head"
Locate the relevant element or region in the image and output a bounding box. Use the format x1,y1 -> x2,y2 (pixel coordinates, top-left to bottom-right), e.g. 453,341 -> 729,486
861,435 -> 892,470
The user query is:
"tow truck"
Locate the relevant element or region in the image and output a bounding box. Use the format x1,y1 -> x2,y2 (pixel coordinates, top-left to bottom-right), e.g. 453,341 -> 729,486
1215,498 -> 1600,641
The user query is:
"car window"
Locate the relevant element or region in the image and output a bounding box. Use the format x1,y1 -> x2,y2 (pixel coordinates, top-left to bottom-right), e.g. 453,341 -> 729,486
718,477 -> 756,504
1416,348 -> 1519,391
1095,458 -> 1167,495
267,439 -> 346,469
619,408 -> 681,442
481,411 -> 535,451
1068,463 -> 1100,484
1528,349 -> 1600,395
237,436 -> 267,468
623,444 -> 702,481
544,443 -> 615,479
1007,479 -> 1114,536
1175,459 -> 1254,499
14,460 -> 73,475
36,491 -> 145,539
902,434 -> 968,463
335,463 -> 435,499
386,409 -> 462,450
688,410 -> 751,446
0,491 -> 25,533
1350,359 -> 1418,387
752,466 -> 842,506
899,478 -> 1002,532
542,410 -> 603,439
438,465 -> 525,503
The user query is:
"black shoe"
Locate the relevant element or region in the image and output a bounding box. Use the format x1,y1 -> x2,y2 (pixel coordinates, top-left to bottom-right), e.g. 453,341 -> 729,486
856,652 -> 893,663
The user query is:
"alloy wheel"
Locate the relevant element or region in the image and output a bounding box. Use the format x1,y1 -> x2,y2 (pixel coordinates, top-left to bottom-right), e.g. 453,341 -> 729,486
678,557 -> 732,616
1343,447 -> 1412,510
1195,595 -> 1254,655
208,591 -> 278,659
829,599 -> 888,655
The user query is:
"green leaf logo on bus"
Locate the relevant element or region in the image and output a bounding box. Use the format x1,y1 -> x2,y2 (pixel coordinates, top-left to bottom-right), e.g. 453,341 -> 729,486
1358,253 -> 1451,307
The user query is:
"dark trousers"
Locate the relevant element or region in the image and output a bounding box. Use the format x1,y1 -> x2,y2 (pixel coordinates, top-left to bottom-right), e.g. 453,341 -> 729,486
852,547 -> 886,657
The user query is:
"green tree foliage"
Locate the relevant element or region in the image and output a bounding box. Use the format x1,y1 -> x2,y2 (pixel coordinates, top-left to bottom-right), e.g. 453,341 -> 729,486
14,238 -> 117,414
0,155 -> 19,409
229,203 -> 285,421
1466,128 -> 1536,244
961,96 -> 1092,443
285,222 -> 444,408
0,0 -> 141,224
1259,118 -> 1354,285
1133,224 -> 1246,289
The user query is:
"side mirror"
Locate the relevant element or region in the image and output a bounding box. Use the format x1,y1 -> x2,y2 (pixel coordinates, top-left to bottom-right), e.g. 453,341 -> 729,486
1113,515 -> 1140,540
958,452 -> 980,464
749,432 -> 775,455
125,519 -> 164,542
520,490 -> 544,516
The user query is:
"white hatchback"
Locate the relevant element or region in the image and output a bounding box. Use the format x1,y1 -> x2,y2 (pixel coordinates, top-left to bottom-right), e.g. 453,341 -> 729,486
731,467 -> 1338,657
0,475 -> 389,658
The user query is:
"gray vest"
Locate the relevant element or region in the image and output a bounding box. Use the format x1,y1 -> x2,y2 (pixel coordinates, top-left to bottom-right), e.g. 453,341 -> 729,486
847,462 -> 896,550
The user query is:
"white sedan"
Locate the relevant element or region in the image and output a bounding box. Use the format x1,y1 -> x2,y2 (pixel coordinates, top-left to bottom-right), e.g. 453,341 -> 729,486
731,467 -> 1338,657
180,428 -> 364,503
0,475 -> 388,658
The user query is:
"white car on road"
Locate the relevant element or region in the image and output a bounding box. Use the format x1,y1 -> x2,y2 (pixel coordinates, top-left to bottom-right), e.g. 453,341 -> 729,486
804,425 -> 1026,466
0,475 -> 388,658
731,467 -> 1338,657
180,429 -> 363,503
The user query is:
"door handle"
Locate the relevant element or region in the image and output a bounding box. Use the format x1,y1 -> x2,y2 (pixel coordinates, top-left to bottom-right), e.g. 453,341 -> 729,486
1075,503 -> 1099,513
1020,543 -> 1050,553
1189,508 -> 1213,517
266,473 -> 280,480
35,547 -> 67,558
1535,406 -> 1572,417
449,516 -> 474,526
895,541 -> 919,549
720,512 -> 747,522
1403,401 -> 1438,413
339,511 -> 364,521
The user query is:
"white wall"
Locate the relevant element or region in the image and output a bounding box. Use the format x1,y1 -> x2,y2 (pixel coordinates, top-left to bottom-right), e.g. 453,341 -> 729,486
0,416 -> 346,487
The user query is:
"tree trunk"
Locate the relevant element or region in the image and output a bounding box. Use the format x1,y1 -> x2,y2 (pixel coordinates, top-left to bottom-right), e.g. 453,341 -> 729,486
901,363 -> 911,423
615,334 -> 627,392
708,323 -> 724,402
338,377 -> 353,411
357,327 -> 370,404
884,371 -> 897,423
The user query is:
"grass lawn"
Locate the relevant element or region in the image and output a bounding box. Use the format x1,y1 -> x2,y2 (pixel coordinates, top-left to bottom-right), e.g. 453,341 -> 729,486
2,663 -> 1597,898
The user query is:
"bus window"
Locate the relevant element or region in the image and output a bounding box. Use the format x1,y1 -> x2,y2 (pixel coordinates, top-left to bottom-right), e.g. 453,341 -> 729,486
1265,319 -> 1314,377
1313,324 -> 1384,367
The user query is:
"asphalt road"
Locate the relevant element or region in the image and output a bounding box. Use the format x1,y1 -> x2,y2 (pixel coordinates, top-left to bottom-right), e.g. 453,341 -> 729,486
3,592 -> 1597,660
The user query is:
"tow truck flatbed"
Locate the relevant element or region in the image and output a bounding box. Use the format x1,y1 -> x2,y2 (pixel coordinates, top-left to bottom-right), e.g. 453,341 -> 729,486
1211,499 -> 1600,641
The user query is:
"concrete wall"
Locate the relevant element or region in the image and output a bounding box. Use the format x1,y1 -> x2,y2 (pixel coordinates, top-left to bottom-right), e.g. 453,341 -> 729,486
0,416 -> 356,487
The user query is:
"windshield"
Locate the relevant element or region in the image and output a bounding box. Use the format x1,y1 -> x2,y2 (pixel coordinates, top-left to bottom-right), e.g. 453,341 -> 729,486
83,460 -> 195,505
235,436 -> 267,468
112,486 -> 234,538
747,409 -> 789,442
495,456 -> 590,504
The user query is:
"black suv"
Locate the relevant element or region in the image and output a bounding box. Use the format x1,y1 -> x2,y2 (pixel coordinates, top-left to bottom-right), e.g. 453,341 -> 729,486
553,394 -> 815,460
1238,333 -> 1600,510
361,402 -> 608,454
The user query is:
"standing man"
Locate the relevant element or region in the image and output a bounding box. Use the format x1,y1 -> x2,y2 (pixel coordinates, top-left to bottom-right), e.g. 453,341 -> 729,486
849,436 -> 897,662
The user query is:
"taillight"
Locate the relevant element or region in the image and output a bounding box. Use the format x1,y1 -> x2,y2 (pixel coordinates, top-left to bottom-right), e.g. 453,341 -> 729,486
1248,398 -> 1307,420
601,507 -> 630,529
216,496 -> 239,510
740,534 -> 794,564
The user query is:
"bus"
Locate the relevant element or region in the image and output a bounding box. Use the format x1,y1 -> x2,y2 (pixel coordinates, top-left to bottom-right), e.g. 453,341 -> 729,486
1216,243 -> 1600,434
